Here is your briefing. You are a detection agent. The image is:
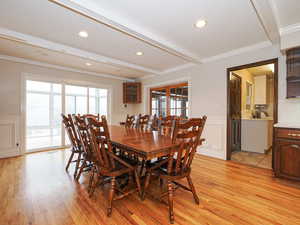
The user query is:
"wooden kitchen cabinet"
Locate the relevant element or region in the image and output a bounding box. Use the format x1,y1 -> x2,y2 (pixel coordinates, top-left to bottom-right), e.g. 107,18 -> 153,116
123,82 -> 141,104
286,47 -> 300,98
274,127 -> 300,181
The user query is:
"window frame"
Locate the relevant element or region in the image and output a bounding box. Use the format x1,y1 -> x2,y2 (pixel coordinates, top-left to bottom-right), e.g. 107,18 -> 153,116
22,73 -> 112,154
149,82 -> 188,118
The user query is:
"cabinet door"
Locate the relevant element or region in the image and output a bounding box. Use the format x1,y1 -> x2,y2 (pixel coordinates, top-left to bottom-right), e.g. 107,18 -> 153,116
254,75 -> 267,104
275,139 -> 300,180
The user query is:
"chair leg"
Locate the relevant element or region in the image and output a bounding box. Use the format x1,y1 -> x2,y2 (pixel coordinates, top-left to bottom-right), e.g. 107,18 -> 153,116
107,177 -> 116,217
187,175 -> 199,204
167,181 -> 174,224
134,170 -> 142,198
139,159 -> 145,177
76,158 -> 86,181
88,167 -> 96,197
74,152 -> 82,178
142,171 -> 151,200
66,151 -> 74,171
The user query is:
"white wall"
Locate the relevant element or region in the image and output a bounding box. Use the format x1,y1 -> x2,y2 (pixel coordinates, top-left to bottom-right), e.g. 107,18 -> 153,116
0,59 -> 134,157
138,45 -> 300,159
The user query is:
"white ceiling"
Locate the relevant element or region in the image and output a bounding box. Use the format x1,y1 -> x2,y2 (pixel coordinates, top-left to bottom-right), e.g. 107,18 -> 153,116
273,0 -> 300,28
0,0 -> 299,80
78,0 -> 268,59
0,38 -> 146,78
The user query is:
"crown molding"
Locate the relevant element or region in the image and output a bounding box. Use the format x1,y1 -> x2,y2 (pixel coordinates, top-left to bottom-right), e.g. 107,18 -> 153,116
139,41 -> 273,80
280,23 -> 300,36
249,0 -> 280,44
200,41 -> 272,63
49,0 -> 202,63
0,27 -> 159,74
0,54 -> 135,81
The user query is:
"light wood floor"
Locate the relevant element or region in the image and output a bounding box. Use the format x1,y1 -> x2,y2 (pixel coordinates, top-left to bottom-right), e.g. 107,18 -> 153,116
1,150 -> 300,225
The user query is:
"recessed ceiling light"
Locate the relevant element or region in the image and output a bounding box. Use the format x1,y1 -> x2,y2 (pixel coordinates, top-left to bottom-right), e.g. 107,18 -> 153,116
85,62 -> 92,66
195,19 -> 207,28
78,31 -> 88,38
136,51 -> 143,56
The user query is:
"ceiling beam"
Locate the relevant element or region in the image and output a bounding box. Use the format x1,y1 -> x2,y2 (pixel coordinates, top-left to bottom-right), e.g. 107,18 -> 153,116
49,0 -> 202,63
0,27 -> 159,75
0,54 -> 135,81
250,0 -> 280,44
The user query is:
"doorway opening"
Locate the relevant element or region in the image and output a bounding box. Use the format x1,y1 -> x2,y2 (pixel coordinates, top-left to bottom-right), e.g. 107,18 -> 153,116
227,59 -> 278,169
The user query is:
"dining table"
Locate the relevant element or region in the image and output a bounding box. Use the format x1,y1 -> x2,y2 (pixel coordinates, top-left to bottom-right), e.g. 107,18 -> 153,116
108,125 -> 178,161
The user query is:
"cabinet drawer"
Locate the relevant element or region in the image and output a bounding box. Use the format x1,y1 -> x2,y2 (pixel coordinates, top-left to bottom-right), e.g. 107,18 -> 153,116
276,128 -> 300,140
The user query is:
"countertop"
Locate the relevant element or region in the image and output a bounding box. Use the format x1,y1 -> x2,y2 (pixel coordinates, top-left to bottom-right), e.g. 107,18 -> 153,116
242,117 -> 273,121
274,123 -> 300,129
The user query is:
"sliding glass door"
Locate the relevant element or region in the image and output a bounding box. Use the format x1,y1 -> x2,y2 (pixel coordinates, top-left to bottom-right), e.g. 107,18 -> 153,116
26,80 -> 62,151
25,80 -> 109,152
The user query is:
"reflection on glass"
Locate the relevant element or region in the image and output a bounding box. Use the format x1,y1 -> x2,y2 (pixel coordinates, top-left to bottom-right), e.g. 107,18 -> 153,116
170,86 -> 188,118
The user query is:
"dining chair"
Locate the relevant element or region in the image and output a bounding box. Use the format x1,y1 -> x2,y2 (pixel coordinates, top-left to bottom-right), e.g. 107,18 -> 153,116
159,115 -> 179,137
138,114 -> 150,130
84,113 -> 100,121
124,114 -> 136,128
73,115 -> 95,181
61,114 -> 82,178
86,116 -> 142,216
143,116 -> 207,224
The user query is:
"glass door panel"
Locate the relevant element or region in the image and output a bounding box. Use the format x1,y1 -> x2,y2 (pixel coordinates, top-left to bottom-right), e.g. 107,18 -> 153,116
26,80 -> 62,151
151,89 -> 167,117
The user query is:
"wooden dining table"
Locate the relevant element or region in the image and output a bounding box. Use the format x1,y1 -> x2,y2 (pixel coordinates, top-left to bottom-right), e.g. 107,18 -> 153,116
108,125 -> 178,161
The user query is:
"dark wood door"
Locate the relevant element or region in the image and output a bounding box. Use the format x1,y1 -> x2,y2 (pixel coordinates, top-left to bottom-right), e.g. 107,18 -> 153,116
229,73 -> 242,154
275,139 -> 300,181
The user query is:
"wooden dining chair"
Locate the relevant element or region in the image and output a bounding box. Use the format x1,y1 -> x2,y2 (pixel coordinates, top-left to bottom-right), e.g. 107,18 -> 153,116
138,114 -> 150,130
61,114 -> 82,178
124,114 -> 136,128
143,116 -> 207,224
159,115 -> 179,137
86,116 -> 142,216
84,114 -> 100,121
73,115 -> 95,181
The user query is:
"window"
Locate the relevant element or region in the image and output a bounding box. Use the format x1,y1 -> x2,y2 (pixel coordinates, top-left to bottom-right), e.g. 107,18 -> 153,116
150,83 -> 188,118
26,80 -> 109,152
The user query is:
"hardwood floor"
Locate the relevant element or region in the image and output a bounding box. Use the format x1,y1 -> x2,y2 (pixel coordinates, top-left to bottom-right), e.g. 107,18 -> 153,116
1,150 -> 300,225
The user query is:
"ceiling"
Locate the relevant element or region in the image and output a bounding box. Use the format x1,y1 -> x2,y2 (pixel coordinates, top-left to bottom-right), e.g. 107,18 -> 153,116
273,0 -> 300,28
0,0 -> 299,80
247,64 -> 274,76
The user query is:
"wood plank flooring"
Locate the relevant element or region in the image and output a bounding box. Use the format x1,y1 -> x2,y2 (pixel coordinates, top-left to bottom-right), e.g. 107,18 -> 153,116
1,149 -> 300,225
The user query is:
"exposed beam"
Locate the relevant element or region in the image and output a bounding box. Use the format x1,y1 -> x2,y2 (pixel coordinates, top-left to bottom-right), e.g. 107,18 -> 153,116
0,27 -> 159,75
250,0 -> 280,44
49,0 -> 202,63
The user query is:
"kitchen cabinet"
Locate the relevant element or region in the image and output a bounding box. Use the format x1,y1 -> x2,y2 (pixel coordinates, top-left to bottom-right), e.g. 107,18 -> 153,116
274,127 -> 300,181
254,75 -> 267,104
286,47 -> 300,98
123,82 -> 141,104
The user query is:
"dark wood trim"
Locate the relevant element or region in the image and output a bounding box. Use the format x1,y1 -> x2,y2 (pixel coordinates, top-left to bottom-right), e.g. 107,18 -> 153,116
226,58 -> 279,161
149,82 -> 188,117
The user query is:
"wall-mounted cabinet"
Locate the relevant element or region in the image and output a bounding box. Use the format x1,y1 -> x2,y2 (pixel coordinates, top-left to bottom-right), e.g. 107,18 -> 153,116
254,75 -> 267,104
123,82 -> 141,104
286,47 -> 300,98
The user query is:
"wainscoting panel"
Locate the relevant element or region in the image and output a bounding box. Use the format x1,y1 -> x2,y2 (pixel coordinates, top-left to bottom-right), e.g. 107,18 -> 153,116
0,116 -> 20,158
197,119 -> 226,159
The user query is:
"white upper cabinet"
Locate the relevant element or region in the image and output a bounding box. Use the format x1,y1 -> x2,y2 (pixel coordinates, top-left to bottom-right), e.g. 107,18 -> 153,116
254,75 -> 267,104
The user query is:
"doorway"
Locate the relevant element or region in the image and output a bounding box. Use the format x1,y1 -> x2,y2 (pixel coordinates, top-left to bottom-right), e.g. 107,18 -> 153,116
227,59 -> 278,169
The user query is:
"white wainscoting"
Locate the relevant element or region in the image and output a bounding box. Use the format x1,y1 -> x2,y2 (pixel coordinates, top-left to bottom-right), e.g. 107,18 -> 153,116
197,119 -> 226,160
0,116 -> 20,158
